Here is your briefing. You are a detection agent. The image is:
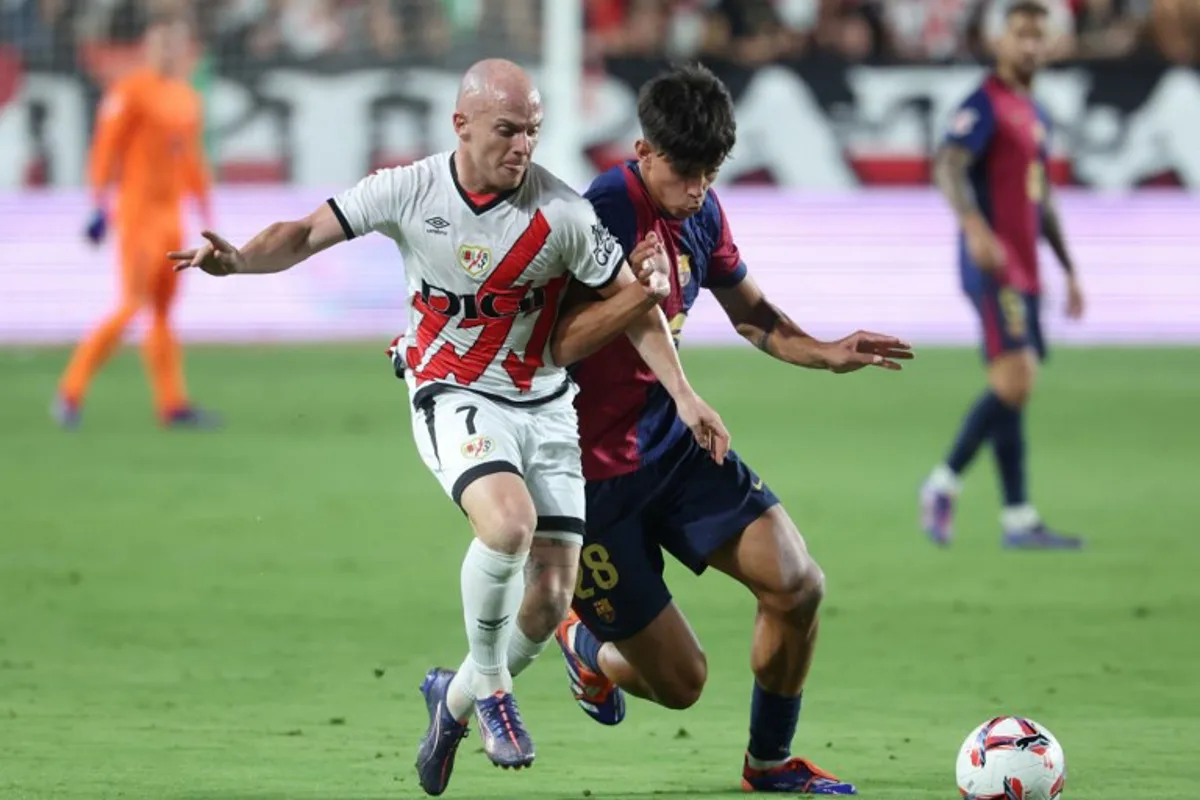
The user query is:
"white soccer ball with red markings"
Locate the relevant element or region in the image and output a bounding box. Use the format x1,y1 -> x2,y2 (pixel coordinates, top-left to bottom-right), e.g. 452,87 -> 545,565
955,716 -> 1066,800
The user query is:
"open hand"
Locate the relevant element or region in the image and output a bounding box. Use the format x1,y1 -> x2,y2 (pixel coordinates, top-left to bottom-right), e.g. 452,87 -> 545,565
1065,275 -> 1084,320
674,391 -> 730,465
629,231 -> 670,301
964,218 -> 1006,274
169,230 -> 244,276
822,331 -> 914,374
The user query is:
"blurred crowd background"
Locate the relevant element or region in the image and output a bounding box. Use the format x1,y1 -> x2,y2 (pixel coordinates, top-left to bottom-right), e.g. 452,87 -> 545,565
3,0 -> 1199,73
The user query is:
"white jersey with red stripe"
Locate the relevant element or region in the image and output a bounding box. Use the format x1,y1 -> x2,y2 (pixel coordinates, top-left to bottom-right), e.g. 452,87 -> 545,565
329,151 -> 623,406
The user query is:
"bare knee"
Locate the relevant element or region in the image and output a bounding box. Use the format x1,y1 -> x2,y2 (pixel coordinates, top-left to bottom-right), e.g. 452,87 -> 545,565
718,509 -> 826,621
652,651 -> 708,710
759,553 -> 826,623
989,351 -> 1037,408
460,472 -> 536,554
479,504 -> 536,555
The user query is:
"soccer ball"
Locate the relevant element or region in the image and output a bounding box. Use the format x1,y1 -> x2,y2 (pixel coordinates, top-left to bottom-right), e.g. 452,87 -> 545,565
955,716 -> 1066,800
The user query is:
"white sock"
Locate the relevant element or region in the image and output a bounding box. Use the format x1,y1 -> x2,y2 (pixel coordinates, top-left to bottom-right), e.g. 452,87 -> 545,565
927,463 -> 963,495
446,625 -> 549,722
746,754 -> 790,770
507,624 -> 551,679
1001,504 -> 1040,532
452,539 -> 527,706
447,657 -> 476,722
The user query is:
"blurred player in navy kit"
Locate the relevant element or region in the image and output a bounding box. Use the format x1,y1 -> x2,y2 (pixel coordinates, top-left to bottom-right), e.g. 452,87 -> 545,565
920,0 -> 1085,550
548,63 -> 914,795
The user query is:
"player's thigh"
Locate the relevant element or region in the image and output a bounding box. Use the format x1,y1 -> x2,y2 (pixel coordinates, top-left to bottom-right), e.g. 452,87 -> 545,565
1026,293 -> 1048,362
656,440 -> 781,577
116,230 -> 154,305
611,600 -> 708,709
522,391 -> 586,544
409,390 -> 536,548
572,496 -> 671,646
972,284 -> 1032,363
705,505 -> 826,615
145,228 -> 183,313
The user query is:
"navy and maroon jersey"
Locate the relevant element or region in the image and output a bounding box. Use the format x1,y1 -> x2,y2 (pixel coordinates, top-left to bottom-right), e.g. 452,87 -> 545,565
571,162 -> 746,481
944,74 -> 1052,295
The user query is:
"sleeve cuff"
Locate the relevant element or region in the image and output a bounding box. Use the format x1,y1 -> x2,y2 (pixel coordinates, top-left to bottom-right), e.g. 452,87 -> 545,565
587,255 -> 624,291
327,198 -> 356,241
705,260 -> 747,289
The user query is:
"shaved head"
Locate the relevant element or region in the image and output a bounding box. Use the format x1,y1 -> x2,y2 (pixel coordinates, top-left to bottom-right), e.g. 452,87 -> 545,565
452,59 -> 543,194
456,59 -> 541,115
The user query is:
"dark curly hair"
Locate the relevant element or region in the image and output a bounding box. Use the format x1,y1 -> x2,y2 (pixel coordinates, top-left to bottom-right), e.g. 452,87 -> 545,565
637,63 -> 737,178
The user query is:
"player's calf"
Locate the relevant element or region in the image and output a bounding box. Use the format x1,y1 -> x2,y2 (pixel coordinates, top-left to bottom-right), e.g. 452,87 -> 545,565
626,641 -> 707,710
518,537 -> 579,643
710,510 -> 826,696
446,473 -> 537,713
593,603 -> 709,710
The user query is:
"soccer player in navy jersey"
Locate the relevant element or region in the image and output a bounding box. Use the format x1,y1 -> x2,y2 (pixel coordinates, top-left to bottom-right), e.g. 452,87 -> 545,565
920,1 -> 1085,550
545,64 -> 913,795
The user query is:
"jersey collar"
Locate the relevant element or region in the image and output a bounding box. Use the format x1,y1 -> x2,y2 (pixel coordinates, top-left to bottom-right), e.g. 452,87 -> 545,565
449,153 -> 522,216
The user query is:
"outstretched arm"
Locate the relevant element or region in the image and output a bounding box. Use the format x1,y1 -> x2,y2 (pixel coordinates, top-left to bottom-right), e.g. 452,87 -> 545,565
713,275 -> 913,373
171,166 -> 409,276
170,202 -> 348,275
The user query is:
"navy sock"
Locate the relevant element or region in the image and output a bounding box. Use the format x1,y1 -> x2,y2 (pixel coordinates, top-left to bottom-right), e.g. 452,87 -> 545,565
991,400 -> 1027,506
748,684 -> 801,763
572,621 -> 604,674
946,390 -> 1006,474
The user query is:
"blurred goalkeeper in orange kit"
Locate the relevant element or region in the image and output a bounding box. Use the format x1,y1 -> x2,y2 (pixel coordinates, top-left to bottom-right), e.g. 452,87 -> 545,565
53,12 -> 218,429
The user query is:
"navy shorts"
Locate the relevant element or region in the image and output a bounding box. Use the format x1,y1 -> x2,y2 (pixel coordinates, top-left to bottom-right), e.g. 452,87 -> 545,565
572,434 -> 780,643
967,282 -> 1046,363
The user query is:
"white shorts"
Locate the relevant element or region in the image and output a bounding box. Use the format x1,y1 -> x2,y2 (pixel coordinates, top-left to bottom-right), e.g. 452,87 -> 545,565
409,384 -> 585,543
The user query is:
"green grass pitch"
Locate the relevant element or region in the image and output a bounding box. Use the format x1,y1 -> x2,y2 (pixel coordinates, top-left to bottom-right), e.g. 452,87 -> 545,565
1,345 -> 1197,799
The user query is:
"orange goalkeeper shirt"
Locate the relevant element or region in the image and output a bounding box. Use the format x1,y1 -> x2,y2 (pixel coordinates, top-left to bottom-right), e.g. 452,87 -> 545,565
89,67 -> 210,232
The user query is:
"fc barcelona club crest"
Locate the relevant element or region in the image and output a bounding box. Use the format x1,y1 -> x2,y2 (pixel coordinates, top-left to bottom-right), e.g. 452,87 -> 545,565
677,254 -> 692,287
457,244 -> 492,278
593,598 -> 616,623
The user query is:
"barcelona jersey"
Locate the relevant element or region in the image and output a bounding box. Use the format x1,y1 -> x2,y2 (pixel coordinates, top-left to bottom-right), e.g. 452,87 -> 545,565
571,162 -> 746,481
944,74 -> 1053,295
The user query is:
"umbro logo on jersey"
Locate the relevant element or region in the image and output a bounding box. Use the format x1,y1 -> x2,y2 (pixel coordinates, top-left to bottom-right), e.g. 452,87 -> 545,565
424,216 -> 451,235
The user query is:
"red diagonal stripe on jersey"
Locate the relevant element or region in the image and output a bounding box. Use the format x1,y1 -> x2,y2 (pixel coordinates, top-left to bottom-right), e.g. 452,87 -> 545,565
415,210 -> 552,388
481,210 -> 552,301
504,274 -> 568,392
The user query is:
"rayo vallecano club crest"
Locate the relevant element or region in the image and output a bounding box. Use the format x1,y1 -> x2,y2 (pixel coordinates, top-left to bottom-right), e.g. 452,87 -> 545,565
457,244 -> 492,278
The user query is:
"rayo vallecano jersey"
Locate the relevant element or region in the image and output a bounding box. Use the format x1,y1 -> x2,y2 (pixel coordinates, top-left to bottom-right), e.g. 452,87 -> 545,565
329,152 -> 622,405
